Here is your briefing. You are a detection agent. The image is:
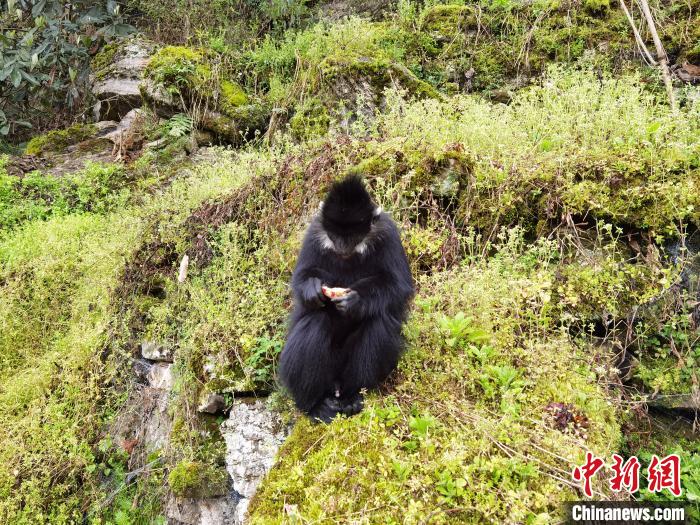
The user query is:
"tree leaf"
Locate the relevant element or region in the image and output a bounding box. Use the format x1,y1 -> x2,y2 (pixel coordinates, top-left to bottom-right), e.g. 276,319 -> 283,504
21,70 -> 40,85
10,68 -> 22,88
31,0 -> 46,18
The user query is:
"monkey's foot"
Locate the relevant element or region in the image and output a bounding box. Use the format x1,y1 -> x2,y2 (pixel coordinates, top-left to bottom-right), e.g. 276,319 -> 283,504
308,393 -> 364,424
339,392 -> 364,416
308,397 -> 345,424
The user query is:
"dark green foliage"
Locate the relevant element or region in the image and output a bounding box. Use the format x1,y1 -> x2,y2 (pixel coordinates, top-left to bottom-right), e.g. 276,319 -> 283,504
0,1 -> 134,139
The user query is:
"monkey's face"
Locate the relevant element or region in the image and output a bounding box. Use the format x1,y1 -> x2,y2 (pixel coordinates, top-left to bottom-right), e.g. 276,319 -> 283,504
322,215 -> 373,257
319,175 -> 380,257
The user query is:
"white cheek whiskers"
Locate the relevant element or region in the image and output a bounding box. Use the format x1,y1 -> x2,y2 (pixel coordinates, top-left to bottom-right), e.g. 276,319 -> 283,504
318,231 -> 335,251
354,241 -> 368,254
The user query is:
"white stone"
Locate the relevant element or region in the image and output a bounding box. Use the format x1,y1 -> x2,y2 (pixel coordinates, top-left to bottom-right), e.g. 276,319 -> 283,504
198,392 -> 227,414
221,399 -> 292,524
147,363 -> 173,390
141,340 -> 174,362
166,495 -> 238,525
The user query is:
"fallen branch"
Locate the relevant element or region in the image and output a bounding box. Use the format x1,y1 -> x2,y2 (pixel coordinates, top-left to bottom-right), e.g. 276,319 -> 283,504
635,0 -> 678,112
619,0 -> 656,66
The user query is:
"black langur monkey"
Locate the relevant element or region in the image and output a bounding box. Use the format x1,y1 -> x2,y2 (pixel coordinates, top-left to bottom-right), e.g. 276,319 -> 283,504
278,175 -> 414,422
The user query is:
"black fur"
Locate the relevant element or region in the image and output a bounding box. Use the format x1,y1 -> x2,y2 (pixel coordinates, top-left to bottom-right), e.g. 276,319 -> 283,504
278,176 -> 414,423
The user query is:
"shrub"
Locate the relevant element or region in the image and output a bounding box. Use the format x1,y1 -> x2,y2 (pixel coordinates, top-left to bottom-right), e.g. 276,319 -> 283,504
0,2 -> 133,139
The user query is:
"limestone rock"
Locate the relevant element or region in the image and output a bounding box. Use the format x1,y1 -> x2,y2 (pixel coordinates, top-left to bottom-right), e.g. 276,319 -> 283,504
147,363 -> 174,390
108,362 -> 174,468
101,108 -> 145,143
139,77 -> 179,116
675,61 -> 700,84
91,37 -> 157,120
647,392 -> 700,412
132,358 -> 153,384
222,399 -> 292,524
165,495 -> 239,525
319,0 -> 392,20
92,79 -> 143,120
141,340 -> 174,362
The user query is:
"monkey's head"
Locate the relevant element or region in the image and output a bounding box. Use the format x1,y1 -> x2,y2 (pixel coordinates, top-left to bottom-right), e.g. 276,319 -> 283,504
319,175 -> 381,257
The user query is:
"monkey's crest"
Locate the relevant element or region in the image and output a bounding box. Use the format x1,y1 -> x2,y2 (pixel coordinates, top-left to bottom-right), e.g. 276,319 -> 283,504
321,175 -> 375,228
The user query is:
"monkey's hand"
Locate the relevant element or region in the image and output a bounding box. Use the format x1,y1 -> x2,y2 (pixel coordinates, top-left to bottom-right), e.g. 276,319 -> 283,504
301,277 -> 326,308
331,290 -> 359,315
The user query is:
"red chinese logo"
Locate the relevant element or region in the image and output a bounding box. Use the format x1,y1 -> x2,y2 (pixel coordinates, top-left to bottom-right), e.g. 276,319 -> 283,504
573,453 -> 682,497
609,454 -> 640,493
648,454 -> 682,497
572,452 -> 605,497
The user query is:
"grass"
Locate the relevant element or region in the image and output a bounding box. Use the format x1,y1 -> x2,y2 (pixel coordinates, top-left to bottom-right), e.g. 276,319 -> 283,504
0,160 -> 134,231
250,233 -> 622,523
1,21 -> 699,521
0,147 -> 259,523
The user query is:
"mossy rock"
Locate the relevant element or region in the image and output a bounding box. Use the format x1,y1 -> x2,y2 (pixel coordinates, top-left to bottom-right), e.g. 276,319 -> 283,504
143,45 -> 250,120
220,80 -> 249,116
351,145 -> 473,224
200,103 -> 270,145
418,148 -> 473,199
25,124 -> 98,156
91,43 -> 120,80
320,53 -> 439,99
91,37 -> 156,80
318,54 -> 439,125
144,46 -> 210,95
167,460 -> 229,498
419,4 -> 477,42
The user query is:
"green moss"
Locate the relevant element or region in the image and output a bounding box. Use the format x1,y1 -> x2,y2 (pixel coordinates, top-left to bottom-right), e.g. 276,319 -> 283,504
347,155 -> 393,178
289,98 -> 330,141
25,123 -> 97,156
220,80 -> 248,115
419,4 -> 476,40
686,43 -> 700,64
584,0 -> 611,16
91,42 -> 120,79
319,53 -> 391,80
144,45 -> 209,94
555,255 -> 668,320
167,460 -> 229,498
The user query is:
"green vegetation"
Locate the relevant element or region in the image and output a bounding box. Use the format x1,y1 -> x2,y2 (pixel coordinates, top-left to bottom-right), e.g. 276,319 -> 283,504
0,1 -> 133,139
0,148 -> 257,522
2,0 -> 700,522
0,160 -> 135,231
251,234 -> 621,522
25,124 -> 98,156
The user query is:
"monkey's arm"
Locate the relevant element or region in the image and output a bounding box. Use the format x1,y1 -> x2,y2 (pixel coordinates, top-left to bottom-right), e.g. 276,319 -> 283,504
336,229 -> 414,319
291,235 -> 334,309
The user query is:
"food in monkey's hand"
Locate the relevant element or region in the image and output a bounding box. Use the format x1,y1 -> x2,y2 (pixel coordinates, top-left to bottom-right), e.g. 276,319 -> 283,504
322,285 -> 350,299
